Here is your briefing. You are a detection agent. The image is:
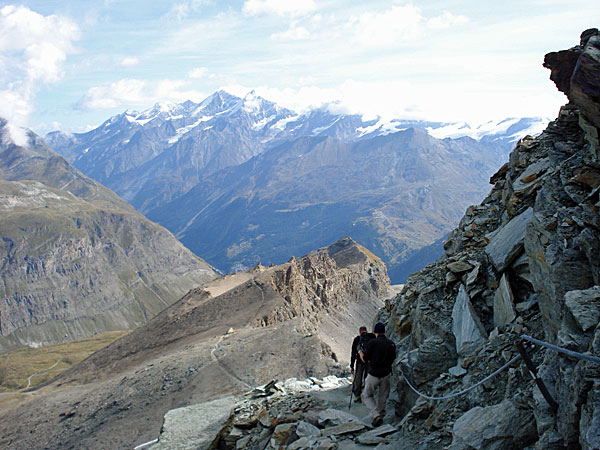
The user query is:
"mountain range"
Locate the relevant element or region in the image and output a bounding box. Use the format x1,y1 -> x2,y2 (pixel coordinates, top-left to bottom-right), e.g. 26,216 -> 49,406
1,28 -> 598,450
46,91 -> 548,282
0,119 -> 217,351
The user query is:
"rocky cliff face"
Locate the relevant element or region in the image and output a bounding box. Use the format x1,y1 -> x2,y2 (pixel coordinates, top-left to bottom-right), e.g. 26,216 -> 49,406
0,122 -> 218,352
377,29 -> 600,450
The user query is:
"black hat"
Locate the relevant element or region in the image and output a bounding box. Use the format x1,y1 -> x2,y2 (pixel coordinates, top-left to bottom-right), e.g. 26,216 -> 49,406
374,322 -> 385,333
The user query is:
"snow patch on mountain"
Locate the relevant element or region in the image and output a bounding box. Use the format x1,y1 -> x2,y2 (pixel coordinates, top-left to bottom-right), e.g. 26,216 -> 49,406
168,116 -> 213,144
356,119 -> 407,137
427,117 -> 549,141
272,115 -> 301,131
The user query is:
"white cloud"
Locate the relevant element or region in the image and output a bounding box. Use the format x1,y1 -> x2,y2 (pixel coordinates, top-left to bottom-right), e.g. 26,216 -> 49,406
427,11 -> 469,30
243,0 -> 316,17
271,23 -> 310,40
78,78 -> 147,110
0,5 -> 79,138
188,67 -> 209,78
352,4 -> 423,46
155,79 -> 204,102
351,3 -> 468,46
221,72 -> 564,127
120,57 -> 140,67
77,78 -> 206,110
165,0 -> 214,21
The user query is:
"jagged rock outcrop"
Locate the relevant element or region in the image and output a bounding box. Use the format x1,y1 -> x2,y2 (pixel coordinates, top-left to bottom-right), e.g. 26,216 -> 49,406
377,29 -> 600,449
0,121 -> 218,351
544,28 -> 600,155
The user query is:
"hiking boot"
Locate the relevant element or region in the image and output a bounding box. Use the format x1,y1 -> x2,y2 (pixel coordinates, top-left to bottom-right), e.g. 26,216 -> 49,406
353,395 -> 361,403
372,416 -> 383,427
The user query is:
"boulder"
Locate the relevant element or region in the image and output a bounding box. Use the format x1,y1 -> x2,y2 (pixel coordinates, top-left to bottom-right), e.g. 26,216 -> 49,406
450,400 -> 537,450
452,285 -> 487,356
271,422 -> 295,447
486,207 -> 533,272
296,420 -> 321,438
564,286 -> 600,332
152,396 -> 235,450
402,336 -> 456,385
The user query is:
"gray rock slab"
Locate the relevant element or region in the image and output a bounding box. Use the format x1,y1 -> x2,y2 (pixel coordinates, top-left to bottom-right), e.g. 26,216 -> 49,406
447,261 -> 474,273
320,421 -> 366,436
564,286 -> 600,331
516,298 -> 538,313
318,408 -> 363,427
287,436 -> 317,450
449,364 -> 467,377
486,207 -> 533,272
511,157 -> 552,196
466,263 -> 481,285
357,424 -> 397,444
452,285 -> 487,356
152,396 -> 235,450
493,273 -> 516,328
449,400 -> 536,450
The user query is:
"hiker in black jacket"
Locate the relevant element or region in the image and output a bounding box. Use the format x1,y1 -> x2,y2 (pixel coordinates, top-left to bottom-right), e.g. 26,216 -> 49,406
362,322 -> 396,427
350,326 -> 374,402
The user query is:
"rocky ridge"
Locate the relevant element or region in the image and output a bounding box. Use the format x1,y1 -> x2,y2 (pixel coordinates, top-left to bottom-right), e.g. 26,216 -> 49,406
373,29 -> 600,449
0,238 -> 390,449
0,122 -> 218,351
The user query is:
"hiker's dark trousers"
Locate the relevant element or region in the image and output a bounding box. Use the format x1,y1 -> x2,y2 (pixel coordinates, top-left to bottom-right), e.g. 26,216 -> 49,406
352,361 -> 367,397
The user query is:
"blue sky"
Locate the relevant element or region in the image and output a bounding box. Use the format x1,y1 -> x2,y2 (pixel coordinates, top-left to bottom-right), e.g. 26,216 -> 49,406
1,1 -> 598,136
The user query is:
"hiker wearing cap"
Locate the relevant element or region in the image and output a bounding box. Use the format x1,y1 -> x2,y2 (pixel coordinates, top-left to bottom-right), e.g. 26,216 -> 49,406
350,326 -> 374,403
361,322 -> 396,427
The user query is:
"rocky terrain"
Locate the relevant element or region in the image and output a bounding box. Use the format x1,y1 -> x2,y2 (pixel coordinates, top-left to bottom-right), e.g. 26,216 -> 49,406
46,91 -> 546,283
123,28 -> 600,450
0,123 -> 218,351
0,237 -> 391,449
372,28 -> 600,449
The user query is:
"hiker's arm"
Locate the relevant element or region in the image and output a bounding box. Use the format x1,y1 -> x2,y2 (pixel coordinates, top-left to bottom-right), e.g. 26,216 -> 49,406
359,350 -> 365,363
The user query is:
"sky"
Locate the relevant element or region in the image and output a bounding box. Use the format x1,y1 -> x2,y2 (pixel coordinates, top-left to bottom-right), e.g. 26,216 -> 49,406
0,1 -> 598,138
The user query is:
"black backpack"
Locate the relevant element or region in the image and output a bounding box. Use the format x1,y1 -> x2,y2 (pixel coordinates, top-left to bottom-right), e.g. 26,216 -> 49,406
357,332 -> 375,354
